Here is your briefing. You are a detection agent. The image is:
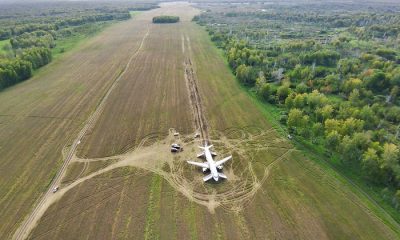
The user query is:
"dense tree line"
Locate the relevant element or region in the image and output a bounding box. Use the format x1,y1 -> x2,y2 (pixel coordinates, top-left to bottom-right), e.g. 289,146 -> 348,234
152,16 -> 180,24
194,1 -> 400,212
55,12 -> 131,28
0,59 -> 32,89
10,31 -> 56,49
0,47 -> 51,89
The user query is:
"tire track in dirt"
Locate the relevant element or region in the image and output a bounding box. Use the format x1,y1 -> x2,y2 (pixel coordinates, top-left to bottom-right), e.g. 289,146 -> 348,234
183,35 -> 209,143
13,26 -> 152,240
65,129 -> 293,214
27,124 -> 295,240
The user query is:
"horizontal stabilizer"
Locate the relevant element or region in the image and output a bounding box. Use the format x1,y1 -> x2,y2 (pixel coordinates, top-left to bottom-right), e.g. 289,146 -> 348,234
215,156 -> 232,167
218,173 -> 227,179
203,173 -> 213,182
198,144 -> 213,150
187,161 -> 208,168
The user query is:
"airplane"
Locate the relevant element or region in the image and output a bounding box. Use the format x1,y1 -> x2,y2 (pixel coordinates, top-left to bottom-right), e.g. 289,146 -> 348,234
187,142 -> 232,182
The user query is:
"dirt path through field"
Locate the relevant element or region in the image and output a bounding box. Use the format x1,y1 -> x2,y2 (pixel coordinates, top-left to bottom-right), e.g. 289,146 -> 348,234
184,56 -> 209,143
12,24 -> 151,240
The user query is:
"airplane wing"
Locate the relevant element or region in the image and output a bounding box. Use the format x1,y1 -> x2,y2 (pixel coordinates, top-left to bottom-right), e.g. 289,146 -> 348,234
187,161 -> 209,168
215,156 -> 232,167
218,173 -> 227,179
203,173 -> 213,182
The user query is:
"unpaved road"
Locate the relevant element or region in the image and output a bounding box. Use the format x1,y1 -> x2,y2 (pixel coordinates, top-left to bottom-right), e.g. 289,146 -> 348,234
12,25 -> 151,240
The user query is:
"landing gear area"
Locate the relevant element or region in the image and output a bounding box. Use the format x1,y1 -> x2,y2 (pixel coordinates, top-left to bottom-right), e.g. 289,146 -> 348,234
202,165 -> 223,173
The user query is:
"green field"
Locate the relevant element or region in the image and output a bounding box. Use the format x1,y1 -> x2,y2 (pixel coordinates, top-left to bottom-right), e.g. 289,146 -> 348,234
51,22 -> 114,60
129,11 -> 144,17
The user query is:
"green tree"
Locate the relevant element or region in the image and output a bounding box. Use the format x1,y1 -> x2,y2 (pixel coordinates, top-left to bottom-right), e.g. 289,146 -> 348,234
293,93 -> 307,108
362,148 -> 381,182
259,83 -> 271,101
236,64 -> 255,85
316,105 -> 334,122
380,143 -> 399,170
307,90 -> 328,109
277,84 -> 290,101
285,93 -> 295,109
365,70 -> 390,92
324,118 -> 341,135
342,117 -> 364,136
340,135 -> 362,162
359,106 -> 377,128
386,106 -> 400,123
348,89 -> 361,105
255,72 -> 266,91
394,190 -> 400,210
325,130 -> 341,150
287,108 -> 307,132
342,78 -> 363,94
295,82 -> 308,93
311,122 -> 324,142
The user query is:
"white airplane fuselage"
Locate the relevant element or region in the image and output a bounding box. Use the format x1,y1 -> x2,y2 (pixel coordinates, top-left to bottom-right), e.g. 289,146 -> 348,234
204,147 -> 219,181
187,143 -> 231,182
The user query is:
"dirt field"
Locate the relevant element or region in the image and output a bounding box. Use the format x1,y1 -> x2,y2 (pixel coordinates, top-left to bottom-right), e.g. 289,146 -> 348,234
2,2 -> 399,240
0,10 -> 150,240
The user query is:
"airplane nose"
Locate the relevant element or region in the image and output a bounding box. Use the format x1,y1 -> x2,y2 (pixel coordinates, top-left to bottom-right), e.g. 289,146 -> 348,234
214,177 -> 218,181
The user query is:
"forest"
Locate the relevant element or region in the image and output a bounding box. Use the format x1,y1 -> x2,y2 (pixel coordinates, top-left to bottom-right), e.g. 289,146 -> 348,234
0,1 -> 158,90
194,1 -> 400,219
152,16 -> 180,24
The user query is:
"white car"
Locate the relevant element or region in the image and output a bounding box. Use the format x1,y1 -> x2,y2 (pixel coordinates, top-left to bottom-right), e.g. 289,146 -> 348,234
171,143 -> 181,149
53,186 -> 59,193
